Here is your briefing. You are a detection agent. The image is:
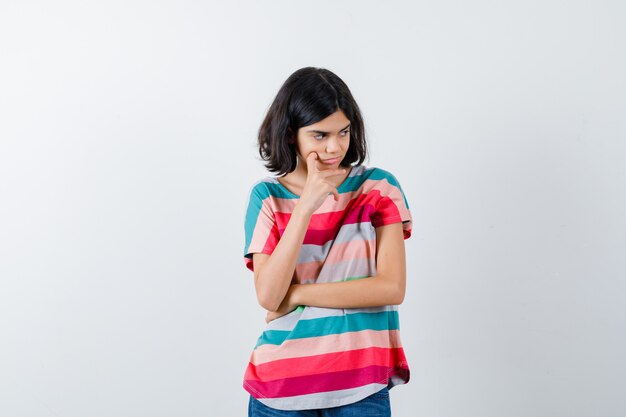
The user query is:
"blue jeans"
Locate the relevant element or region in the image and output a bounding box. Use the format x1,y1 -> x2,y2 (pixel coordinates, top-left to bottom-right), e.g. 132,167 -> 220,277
248,387 -> 391,417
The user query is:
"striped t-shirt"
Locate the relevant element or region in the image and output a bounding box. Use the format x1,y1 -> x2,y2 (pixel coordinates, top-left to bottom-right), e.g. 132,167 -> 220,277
242,165 -> 413,410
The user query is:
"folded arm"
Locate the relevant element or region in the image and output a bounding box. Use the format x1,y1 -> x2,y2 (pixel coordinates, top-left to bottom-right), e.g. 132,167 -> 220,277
262,221 -> 407,322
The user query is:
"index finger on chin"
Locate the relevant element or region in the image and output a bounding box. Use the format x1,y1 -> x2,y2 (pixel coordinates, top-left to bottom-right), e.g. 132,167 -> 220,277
306,152 -> 320,172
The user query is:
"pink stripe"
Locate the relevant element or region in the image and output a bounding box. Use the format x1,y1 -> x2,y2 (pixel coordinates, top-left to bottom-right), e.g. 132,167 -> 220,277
248,221 -> 273,255
267,190 -> 351,214
294,260 -> 323,283
266,195 -> 298,213
244,365 -> 398,398
324,238 -> 376,264
250,330 -> 403,365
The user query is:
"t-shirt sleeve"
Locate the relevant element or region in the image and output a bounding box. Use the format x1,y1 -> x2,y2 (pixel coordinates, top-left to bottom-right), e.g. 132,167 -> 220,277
243,183 -> 280,272
370,171 -> 413,239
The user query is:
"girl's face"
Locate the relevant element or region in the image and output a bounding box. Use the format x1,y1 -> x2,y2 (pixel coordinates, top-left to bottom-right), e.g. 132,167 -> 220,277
293,109 -> 351,171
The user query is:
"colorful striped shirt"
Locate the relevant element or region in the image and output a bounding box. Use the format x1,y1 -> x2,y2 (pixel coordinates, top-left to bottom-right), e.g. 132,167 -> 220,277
242,165 -> 413,410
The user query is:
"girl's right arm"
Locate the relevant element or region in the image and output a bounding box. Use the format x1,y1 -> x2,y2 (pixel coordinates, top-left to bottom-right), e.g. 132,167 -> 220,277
252,206 -> 310,312
253,152 -> 345,312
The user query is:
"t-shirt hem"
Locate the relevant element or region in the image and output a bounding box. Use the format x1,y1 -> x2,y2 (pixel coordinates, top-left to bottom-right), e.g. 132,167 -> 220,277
244,382 -> 397,411
244,366 -> 410,411
372,216 -> 412,238
244,249 -> 274,271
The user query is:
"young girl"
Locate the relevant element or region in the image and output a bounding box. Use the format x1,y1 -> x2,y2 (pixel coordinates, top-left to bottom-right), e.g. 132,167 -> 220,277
243,67 -> 413,416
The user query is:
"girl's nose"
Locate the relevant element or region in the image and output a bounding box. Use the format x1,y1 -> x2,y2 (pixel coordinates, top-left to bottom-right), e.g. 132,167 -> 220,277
326,135 -> 341,152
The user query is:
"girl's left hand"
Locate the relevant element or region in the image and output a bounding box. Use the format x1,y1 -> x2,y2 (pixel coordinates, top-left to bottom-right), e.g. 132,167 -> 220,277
265,310 -> 287,323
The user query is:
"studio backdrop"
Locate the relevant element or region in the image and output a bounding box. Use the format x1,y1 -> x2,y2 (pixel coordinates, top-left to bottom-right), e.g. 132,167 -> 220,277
1,1 -> 624,416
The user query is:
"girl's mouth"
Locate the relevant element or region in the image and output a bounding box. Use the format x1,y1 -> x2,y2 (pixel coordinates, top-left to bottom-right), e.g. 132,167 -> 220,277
321,156 -> 342,164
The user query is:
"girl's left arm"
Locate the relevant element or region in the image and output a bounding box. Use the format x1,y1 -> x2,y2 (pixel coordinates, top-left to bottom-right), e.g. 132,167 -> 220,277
266,222 -> 406,322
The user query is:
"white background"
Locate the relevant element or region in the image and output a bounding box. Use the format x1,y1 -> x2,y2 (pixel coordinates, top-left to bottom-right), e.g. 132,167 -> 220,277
1,1 -> 625,416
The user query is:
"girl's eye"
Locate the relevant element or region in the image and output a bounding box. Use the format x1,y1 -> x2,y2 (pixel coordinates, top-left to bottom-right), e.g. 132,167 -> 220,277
313,130 -> 349,140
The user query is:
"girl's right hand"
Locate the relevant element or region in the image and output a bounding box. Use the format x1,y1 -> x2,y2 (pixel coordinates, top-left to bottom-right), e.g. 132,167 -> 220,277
298,152 -> 346,214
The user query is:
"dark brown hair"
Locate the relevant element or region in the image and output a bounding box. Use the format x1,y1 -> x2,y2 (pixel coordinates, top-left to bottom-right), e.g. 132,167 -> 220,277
257,67 -> 368,176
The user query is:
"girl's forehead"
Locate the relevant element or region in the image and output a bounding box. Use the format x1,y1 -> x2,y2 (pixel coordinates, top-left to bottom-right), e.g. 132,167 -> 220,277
304,110 -> 350,130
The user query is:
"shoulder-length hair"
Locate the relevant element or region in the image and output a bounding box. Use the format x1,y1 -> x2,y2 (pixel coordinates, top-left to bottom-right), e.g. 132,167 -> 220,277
257,67 -> 368,176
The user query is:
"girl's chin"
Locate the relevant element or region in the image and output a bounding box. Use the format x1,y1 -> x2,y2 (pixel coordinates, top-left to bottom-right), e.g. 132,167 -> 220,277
318,163 -> 342,170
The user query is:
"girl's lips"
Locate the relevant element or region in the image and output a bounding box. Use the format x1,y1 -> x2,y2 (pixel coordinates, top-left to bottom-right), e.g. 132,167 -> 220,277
321,156 -> 342,164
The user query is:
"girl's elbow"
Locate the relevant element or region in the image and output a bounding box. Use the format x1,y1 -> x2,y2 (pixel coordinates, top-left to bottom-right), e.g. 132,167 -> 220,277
256,292 -> 280,312
390,283 -> 406,305
394,290 -> 406,305
254,272 -> 281,311
376,275 -> 405,305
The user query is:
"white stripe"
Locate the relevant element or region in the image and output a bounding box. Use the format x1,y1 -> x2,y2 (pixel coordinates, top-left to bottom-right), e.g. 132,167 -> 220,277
256,383 -> 387,411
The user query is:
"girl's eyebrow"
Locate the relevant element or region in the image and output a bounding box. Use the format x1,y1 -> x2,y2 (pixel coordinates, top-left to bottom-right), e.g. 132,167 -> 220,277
307,123 -> 351,134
